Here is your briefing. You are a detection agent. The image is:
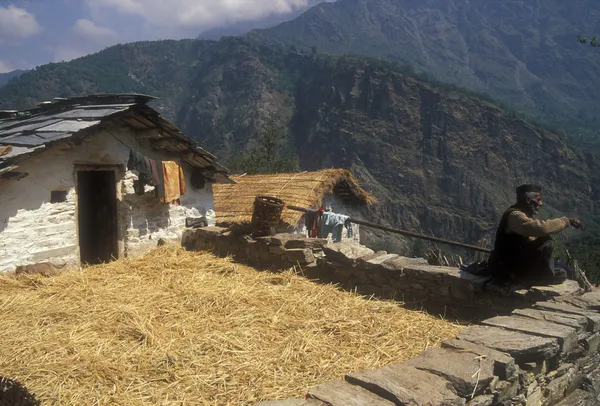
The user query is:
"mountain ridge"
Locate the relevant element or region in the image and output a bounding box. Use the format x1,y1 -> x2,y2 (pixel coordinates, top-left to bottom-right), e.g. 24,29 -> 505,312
249,0 -> 600,145
0,37 -> 596,251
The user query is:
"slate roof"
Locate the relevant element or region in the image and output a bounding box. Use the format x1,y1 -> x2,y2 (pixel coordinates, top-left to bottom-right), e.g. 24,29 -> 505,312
0,94 -> 232,183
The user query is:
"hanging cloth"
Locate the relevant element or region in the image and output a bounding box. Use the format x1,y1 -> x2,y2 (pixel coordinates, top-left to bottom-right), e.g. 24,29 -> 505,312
320,212 -> 348,242
160,161 -> 187,205
128,150 -> 160,195
345,219 -> 354,238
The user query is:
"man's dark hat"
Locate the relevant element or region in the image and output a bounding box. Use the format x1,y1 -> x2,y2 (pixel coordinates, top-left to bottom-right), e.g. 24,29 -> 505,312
516,184 -> 542,195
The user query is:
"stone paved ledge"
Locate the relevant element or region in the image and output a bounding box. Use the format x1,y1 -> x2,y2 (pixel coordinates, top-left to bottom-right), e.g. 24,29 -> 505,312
180,227 -> 600,405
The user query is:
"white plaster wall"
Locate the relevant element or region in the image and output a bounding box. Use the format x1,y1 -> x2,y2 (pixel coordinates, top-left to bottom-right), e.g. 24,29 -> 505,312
0,125 -> 216,272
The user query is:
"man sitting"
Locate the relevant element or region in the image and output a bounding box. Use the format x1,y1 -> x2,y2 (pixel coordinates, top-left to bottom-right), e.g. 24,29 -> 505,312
488,184 -> 584,286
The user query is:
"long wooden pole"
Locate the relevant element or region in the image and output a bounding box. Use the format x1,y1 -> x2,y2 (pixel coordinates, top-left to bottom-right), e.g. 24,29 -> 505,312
286,204 -> 493,254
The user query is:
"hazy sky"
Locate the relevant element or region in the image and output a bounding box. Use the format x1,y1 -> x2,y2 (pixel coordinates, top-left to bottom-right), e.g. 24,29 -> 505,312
0,0 -> 326,73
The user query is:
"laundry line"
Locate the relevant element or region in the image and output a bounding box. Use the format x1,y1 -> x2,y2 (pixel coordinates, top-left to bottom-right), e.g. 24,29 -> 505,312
285,204 -> 493,254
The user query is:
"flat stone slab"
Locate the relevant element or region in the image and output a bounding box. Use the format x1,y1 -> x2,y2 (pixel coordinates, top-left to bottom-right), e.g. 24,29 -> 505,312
529,280 -> 581,297
441,338 -> 516,380
482,315 -> 577,352
571,291 -> 600,310
457,325 -> 560,364
322,243 -> 374,266
346,363 -> 465,406
255,400 -> 325,406
307,380 -> 394,406
534,301 -> 600,332
399,264 -> 462,283
403,348 -> 495,397
554,389 -> 595,406
512,308 -> 587,332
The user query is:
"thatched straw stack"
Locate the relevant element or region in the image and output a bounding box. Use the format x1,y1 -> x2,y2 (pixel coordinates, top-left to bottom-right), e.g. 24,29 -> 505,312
0,247 -> 462,405
213,169 -> 376,227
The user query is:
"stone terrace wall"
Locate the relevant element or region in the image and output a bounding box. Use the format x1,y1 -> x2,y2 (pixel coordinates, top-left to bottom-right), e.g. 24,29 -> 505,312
256,293 -> 600,406
182,226 -> 581,320
182,226 -> 600,405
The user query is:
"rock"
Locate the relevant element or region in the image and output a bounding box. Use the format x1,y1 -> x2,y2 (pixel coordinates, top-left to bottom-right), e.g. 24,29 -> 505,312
467,394 -> 494,406
457,325 -> 560,364
495,379 -> 520,403
404,347 -> 496,397
356,251 -> 389,264
441,338 -> 516,380
269,246 -> 287,255
286,249 -> 316,265
181,226 -> 227,250
529,281 -> 582,298
285,237 -> 328,250
482,315 -> 577,352
521,360 -> 547,376
512,308 -> 587,332
346,363 -> 465,406
307,380 -> 394,406
322,243 -> 374,266
582,332 -> 600,355
526,387 -> 543,406
399,263 -> 460,282
553,389 -> 596,406
255,400 -> 326,406
366,254 -> 400,266
567,291 -> 600,310
390,257 -> 429,267
534,301 -> 600,332
544,365 -> 580,405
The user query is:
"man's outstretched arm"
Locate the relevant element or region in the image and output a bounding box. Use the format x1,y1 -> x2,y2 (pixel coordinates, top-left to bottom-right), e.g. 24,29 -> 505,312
507,211 -> 571,237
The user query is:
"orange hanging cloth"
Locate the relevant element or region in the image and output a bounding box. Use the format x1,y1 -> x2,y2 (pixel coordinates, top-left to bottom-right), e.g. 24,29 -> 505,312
160,161 -> 187,205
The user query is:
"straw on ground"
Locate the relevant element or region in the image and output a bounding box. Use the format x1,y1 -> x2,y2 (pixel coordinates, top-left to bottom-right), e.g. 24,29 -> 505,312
0,246 -> 462,405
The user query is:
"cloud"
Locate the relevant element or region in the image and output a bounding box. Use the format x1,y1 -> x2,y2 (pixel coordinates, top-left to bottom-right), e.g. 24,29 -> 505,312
0,5 -> 41,40
0,60 -> 13,73
89,0 -> 326,31
52,19 -> 119,62
52,46 -> 88,63
74,18 -> 118,43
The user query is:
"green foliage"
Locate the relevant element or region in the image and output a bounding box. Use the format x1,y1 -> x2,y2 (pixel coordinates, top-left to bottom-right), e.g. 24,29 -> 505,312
577,35 -> 600,48
234,117 -> 299,174
566,224 -> 600,283
410,238 -> 429,258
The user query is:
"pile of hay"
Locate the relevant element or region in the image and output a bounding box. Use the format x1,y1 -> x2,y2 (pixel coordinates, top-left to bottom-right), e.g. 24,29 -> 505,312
0,247 -> 462,405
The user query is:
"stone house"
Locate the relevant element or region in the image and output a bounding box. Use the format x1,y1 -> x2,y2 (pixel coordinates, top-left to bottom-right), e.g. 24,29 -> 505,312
212,169 -> 375,244
0,94 -> 231,272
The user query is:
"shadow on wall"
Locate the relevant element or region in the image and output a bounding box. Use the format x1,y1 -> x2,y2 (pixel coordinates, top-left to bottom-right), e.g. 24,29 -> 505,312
122,189 -> 171,239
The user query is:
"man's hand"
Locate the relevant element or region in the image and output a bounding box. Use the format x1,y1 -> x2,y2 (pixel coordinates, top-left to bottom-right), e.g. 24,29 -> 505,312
569,218 -> 585,230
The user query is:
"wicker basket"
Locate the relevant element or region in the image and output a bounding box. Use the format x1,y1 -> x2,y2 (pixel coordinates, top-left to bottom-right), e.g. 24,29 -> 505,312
251,196 -> 284,237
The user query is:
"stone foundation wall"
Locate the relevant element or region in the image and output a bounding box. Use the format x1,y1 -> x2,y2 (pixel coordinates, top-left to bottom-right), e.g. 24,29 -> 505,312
182,226 -> 600,405
182,226 -> 581,320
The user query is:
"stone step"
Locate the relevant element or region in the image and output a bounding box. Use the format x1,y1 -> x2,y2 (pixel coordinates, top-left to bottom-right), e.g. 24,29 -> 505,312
528,281 -> 582,298
441,338 -> 516,381
563,291 -> 600,311
322,243 -> 374,267
403,347 -> 496,398
512,308 -> 588,332
482,315 -> 578,353
457,325 -> 560,365
307,380 -> 395,406
534,302 -> 600,332
553,389 -> 596,406
345,362 -> 465,406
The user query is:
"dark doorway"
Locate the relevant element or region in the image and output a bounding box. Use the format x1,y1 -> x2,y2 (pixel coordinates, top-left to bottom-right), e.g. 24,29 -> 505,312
77,170 -> 119,265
